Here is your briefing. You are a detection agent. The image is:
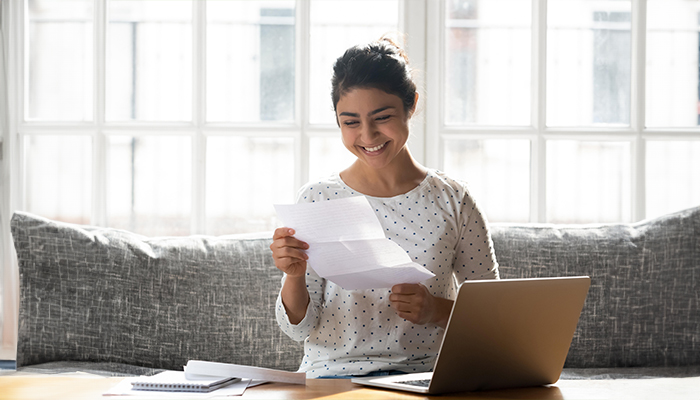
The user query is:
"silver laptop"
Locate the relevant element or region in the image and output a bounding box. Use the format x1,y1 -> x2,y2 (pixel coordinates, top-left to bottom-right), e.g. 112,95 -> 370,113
351,276 -> 590,394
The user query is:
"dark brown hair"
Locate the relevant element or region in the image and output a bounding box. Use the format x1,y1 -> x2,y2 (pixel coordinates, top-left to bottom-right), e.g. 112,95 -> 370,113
331,37 -> 417,118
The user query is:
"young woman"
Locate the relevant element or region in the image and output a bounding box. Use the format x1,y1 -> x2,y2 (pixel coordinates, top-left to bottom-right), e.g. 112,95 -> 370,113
270,38 -> 499,378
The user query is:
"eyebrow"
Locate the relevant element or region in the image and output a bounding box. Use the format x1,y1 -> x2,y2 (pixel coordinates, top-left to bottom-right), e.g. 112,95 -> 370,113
338,106 -> 394,118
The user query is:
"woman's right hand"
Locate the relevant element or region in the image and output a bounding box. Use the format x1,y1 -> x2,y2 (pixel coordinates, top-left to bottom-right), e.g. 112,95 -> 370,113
270,227 -> 309,277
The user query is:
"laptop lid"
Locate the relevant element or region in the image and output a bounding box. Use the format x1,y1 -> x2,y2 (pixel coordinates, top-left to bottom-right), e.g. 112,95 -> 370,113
353,276 -> 591,394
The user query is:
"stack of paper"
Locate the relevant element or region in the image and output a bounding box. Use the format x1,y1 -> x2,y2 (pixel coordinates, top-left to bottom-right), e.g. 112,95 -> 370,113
104,361 -> 305,398
184,360 -> 305,385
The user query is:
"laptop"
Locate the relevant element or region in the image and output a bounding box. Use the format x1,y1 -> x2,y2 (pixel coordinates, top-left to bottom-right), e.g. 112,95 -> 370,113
351,276 -> 591,394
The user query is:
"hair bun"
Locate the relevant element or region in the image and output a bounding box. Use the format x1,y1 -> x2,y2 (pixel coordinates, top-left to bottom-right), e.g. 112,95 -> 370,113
378,34 -> 409,64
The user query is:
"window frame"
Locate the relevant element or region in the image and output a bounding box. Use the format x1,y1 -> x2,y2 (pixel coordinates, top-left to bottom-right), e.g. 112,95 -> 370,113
426,0 -> 700,224
0,0 -> 413,359
7,0 -> 421,234
2,0 -> 700,360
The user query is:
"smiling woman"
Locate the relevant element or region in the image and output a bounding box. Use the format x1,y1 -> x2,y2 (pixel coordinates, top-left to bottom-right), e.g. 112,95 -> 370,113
269,38 -> 500,379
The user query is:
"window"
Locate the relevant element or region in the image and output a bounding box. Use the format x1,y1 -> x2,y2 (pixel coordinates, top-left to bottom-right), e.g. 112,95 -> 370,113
429,0 -> 700,224
2,0 -> 700,359
15,0 -> 400,237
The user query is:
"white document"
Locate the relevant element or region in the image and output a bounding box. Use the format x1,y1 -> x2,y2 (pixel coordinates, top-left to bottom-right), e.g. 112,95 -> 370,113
274,196 -> 435,290
184,360 -> 306,385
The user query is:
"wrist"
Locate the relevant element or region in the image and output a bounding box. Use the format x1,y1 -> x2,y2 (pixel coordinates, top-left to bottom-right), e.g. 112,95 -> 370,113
285,272 -> 306,281
432,297 -> 454,329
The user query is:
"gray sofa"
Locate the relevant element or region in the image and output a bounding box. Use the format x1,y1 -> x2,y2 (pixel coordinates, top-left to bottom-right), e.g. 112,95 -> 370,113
8,206 -> 700,379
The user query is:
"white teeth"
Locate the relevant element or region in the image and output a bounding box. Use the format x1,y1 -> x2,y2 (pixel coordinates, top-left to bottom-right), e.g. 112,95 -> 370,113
363,143 -> 386,152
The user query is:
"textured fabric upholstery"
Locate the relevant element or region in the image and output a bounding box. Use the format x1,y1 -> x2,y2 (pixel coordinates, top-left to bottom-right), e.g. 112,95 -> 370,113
10,206 -> 700,372
491,206 -> 700,368
11,211 -> 304,371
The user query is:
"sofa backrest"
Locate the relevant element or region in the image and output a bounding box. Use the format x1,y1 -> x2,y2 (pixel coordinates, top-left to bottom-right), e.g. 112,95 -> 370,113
491,205 -> 700,368
11,211 -> 304,371
11,206 -> 700,371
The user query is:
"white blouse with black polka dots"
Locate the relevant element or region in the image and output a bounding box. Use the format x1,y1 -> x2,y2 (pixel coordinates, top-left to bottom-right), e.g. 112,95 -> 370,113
275,169 -> 499,378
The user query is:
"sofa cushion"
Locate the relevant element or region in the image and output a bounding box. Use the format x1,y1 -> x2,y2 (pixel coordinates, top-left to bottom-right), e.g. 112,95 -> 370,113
11,211 -> 303,371
491,206 -> 700,368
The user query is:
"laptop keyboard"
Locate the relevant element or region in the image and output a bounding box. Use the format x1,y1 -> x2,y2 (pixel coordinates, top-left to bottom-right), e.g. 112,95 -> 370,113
397,379 -> 431,388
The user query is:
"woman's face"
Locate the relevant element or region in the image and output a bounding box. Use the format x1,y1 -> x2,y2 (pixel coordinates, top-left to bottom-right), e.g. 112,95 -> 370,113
335,87 -> 414,171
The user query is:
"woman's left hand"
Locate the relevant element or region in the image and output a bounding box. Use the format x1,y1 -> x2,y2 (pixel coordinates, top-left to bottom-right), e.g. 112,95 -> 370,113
389,284 -> 454,329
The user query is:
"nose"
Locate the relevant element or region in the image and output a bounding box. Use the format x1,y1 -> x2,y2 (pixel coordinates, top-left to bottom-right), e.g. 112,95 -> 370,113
360,120 -> 378,141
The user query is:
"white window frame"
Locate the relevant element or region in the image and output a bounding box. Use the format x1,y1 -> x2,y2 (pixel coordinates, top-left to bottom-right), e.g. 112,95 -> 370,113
426,0 -> 700,224
2,0 -> 700,360
0,0 -> 423,361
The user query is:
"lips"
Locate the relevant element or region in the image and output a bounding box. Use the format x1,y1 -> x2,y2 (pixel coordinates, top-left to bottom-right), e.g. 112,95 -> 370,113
362,142 -> 386,152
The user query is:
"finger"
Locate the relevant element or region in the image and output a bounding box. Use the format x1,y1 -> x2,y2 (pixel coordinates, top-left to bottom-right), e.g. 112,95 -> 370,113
389,293 -> 413,304
391,302 -> 414,313
285,237 -> 309,249
271,237 -> 309,253
391,283 -> 419,295
272,227 -> 295,240
274,246 -> 309,261
272,235 -> 309,251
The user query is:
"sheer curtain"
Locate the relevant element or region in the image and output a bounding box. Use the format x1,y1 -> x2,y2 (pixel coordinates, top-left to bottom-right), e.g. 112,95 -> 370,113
0,1 -> 18,362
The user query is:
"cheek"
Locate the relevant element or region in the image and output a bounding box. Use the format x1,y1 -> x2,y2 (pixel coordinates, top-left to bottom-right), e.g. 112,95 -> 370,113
340,130 -> 356,149
391,125 -> 410,144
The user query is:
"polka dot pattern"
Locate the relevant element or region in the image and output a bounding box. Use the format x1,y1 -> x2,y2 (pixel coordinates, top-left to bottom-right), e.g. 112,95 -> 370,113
275,169 -> 499,378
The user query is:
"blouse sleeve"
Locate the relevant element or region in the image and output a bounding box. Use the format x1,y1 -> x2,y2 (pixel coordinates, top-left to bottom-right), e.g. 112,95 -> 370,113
451,187 -> 500,283
275,266 -> 325,342
274,185 -> 326,342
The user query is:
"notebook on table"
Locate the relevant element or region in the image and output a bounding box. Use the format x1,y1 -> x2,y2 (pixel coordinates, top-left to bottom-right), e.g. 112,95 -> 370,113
130,371 -> 240,393
351,276 -> 591,395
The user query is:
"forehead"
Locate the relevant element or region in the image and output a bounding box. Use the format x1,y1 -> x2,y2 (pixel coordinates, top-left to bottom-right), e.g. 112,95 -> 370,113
336,88 -> 403,113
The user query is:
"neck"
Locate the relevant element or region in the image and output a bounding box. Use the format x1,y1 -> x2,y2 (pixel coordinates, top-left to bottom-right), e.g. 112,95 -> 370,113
340,148 -> 427,198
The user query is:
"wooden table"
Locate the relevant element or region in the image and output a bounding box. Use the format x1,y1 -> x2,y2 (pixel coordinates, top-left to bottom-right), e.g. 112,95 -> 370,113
1,372 -> 698,400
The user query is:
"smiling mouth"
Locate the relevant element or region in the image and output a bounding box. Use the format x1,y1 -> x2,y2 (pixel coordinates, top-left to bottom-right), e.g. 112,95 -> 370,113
362,143 -> 386,152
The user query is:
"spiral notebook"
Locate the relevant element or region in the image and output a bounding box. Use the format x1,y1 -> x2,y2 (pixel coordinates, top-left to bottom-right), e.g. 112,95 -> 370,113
131,371 -> 240,393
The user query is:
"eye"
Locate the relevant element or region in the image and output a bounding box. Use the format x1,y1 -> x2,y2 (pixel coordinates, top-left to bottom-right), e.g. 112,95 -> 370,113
343,120 -> 359,127
375,115 -> 391,122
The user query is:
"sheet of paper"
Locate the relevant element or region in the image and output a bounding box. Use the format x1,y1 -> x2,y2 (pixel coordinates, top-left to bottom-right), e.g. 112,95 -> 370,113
274,196 -> 435,290
274,196 -> 385,243
184,360 -> 306,385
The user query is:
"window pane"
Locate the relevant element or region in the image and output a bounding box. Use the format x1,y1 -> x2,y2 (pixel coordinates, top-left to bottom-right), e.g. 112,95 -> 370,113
444,0 -> 531,126
107,1 -> 192,121
646,0 -> 700,127
547,1 -> 631,127
206,137 -> 294,235
309,0 -> 399,125
108,135 -> 191,236
27,0 -> 93,121
309,136 -> 357,181
547,141 -> 631,223
646,141 -> 700,219
207,1 -> 295,123
25,135 -> 91,224
443,139 -> 530,223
